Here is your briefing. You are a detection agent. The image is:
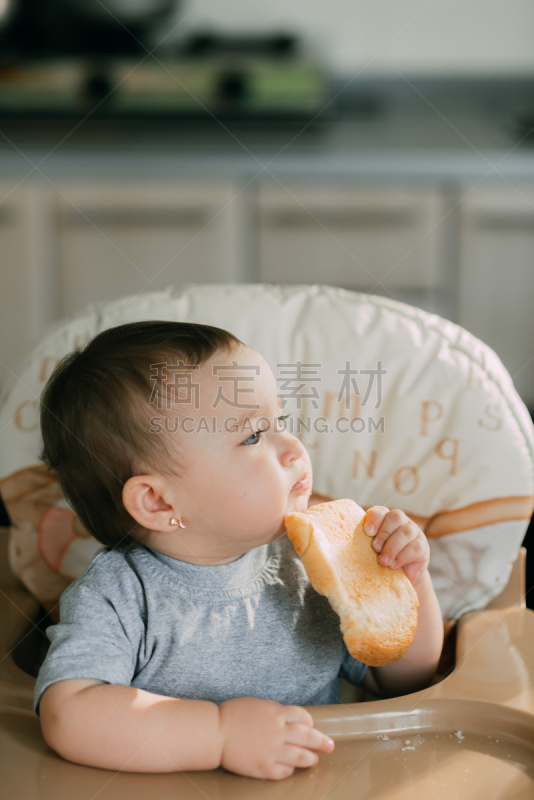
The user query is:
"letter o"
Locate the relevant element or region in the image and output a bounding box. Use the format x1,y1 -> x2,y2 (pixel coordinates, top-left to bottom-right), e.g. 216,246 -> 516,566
393,465 -> 419,495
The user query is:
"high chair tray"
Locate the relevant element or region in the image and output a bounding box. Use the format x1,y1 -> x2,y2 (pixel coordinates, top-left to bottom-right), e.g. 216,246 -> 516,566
1,697 -> 533,799
2,604 -> 534,799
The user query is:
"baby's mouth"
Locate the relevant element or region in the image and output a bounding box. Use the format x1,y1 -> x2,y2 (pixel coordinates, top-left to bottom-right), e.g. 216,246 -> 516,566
291,472 -> 311,494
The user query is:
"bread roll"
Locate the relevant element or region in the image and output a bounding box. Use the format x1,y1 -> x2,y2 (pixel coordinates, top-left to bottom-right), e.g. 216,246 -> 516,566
284,499 -> 419,667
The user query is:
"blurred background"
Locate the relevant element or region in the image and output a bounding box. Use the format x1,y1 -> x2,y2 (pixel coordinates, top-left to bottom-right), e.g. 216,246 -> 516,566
0,1 -> 534,593
1,0 -> 534,395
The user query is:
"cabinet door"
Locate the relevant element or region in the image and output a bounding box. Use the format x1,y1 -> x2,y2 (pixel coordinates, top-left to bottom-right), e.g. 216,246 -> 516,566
0,183 -> 57,391
56,182 -> 242,317
458,186 -> 534,407
258,186 -> 446,293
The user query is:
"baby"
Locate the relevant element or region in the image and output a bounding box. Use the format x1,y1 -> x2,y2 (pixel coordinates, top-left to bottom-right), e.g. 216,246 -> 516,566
36,320 -> 444,780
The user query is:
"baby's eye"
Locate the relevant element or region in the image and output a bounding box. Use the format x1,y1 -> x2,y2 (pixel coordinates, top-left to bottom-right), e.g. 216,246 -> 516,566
241,415 -> 290,445
242,426 -> 269,446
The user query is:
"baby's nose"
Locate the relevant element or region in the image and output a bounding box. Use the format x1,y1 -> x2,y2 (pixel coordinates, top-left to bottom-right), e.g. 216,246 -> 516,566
280,431 -> 305,466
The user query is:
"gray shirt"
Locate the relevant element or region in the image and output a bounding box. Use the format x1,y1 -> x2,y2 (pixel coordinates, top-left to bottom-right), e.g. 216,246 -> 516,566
34,534 -> 367,713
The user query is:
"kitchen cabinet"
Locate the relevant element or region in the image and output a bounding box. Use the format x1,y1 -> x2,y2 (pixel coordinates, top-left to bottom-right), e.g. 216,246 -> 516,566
458,185 -> 534,407
0,182 -> 57,392
258,186 -> 447,292
3,173 -> 534,410
56,182 -> 244,317
0,180 -> 246,389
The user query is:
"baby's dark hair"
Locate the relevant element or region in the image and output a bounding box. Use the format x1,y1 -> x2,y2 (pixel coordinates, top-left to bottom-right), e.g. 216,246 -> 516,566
40,320 -> 242,550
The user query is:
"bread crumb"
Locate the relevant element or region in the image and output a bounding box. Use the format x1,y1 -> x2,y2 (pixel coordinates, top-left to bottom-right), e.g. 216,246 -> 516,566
454,730 -> 465,742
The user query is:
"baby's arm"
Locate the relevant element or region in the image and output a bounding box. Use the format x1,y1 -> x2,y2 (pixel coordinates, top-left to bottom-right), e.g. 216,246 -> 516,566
361,507 -> 444,698
40,679 -> 334,780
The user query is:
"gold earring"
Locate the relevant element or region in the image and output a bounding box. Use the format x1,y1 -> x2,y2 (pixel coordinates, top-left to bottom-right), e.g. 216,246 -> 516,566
170,517 -> 186,529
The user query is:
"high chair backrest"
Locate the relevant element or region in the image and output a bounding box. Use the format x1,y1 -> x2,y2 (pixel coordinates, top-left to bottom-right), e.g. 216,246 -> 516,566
1,283 -> 533,621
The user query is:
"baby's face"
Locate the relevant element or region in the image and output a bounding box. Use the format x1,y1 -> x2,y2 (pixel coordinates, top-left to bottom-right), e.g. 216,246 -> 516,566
152,344 -> 312,564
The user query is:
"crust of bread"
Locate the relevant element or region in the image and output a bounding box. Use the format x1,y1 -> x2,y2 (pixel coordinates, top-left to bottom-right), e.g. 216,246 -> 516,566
284,499 -> 419,667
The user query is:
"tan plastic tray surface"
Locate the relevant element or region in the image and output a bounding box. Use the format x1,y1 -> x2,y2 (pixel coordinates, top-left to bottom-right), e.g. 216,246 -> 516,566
2,694 -> 534,799
2,585 -> 534,798
311,699 -> 534,800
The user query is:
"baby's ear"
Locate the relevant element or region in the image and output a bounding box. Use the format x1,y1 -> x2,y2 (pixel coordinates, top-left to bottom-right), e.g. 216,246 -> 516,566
122,475 -> 173,532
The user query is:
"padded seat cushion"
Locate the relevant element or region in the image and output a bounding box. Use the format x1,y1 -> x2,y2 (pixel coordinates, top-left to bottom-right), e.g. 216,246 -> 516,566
1,283 -> 533,620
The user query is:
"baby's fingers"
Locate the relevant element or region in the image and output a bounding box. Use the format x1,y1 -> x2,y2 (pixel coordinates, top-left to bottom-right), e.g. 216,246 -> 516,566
363,506 -> 391,538
286,722 -> 335,755
367,508 -> 412,558
276,744 -> 321,771
283,705 -> 314,727
381,526 -> 427,568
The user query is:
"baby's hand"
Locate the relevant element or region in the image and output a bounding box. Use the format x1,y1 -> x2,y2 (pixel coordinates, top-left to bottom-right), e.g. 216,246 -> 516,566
219,696 -> 334,780
363,506 -> 429,586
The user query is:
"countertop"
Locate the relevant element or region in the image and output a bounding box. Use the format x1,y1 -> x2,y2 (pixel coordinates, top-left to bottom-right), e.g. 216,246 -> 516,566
1,78 -> 534,183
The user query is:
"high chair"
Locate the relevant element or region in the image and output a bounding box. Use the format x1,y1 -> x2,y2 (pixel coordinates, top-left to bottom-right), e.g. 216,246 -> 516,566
1,283 -> 534,799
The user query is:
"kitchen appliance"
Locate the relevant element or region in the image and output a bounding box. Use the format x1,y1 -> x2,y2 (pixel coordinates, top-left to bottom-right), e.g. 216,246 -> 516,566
0,26 -> 330,123
0,0 -> 180,56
